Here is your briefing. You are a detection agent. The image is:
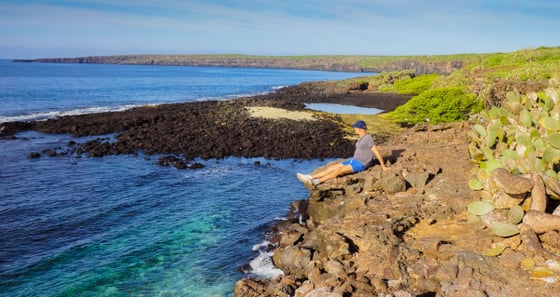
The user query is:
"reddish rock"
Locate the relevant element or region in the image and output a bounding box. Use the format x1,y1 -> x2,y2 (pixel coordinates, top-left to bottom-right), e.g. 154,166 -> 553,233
236,122 -> 560,297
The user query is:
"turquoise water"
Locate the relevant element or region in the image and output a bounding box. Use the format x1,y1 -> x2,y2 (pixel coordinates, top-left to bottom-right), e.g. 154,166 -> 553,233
0,61 -> 363,296
1,131 -> 323,296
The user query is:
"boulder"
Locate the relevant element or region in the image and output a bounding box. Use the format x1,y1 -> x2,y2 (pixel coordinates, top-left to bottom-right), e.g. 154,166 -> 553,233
272,246 -> 312,278
234,278 -> 271,297
380,175 -> 406,194
28,152 -> 41,158
530,173 -> 547,212
279,229 -> 304,247
492,168 -> 534,195
523,210 -> 560,234
493,190 -> 524,209
404,171 -> 431,188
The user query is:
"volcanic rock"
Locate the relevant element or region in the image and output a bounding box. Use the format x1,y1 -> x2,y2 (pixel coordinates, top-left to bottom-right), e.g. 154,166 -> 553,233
492,168 -> 534,195
235,122 -> 560,297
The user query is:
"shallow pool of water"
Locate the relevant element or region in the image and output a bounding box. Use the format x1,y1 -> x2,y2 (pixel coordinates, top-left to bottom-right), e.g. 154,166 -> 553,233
305,103 -> 382,115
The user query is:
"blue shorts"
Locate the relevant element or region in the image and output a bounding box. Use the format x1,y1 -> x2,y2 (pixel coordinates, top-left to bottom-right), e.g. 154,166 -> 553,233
342,158 -> 366,173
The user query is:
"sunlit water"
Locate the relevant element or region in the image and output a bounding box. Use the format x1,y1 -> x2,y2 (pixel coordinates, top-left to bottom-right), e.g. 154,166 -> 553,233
0,61 -> 365,296
305,103 -> 382,114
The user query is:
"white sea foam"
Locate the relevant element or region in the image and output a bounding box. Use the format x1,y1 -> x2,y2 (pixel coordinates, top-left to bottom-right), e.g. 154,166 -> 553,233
249,240 -> 284,278
248,250 -> 284,279
194,90 -> 274,102
252,240 -> 272,251
0,104 -> 158,123
1,87 -> 282,124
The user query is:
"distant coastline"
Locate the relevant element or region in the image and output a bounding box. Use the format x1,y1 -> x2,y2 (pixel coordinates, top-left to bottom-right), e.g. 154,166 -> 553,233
14,54 -> 464,75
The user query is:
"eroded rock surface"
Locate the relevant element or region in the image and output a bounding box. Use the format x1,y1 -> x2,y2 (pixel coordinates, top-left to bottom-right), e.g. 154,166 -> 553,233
235,123 -> 560,297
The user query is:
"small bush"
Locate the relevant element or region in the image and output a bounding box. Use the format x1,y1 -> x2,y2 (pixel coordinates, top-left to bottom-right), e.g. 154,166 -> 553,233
387,87 -> 483,125
369,70 -> 415,92
393,73 -> 440,95
349,80 -> 369,90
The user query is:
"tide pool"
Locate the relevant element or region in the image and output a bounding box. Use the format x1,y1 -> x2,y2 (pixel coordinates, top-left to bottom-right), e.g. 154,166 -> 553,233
305,103 -> 382,114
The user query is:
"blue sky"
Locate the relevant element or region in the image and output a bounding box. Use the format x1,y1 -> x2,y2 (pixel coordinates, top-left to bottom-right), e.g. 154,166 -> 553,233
0,0 -> 559,58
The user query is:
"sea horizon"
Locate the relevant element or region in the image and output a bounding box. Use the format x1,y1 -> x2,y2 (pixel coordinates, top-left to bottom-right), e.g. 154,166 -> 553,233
0,60 -> 371,124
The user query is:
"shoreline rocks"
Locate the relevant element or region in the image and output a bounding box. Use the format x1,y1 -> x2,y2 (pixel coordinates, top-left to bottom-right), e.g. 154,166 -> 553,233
1,82 -> 411,162
235,122 -> 560,297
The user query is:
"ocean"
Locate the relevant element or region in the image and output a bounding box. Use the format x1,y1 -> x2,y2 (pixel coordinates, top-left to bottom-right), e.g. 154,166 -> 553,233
0,60 -> 364,297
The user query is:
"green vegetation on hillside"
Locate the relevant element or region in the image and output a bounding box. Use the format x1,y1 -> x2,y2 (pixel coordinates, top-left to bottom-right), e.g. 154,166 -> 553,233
191,47 -> 559,127
22,47 -> 560,126
393,73 -> 440,95
380,47 -> 560,125
23,46 -> 560,77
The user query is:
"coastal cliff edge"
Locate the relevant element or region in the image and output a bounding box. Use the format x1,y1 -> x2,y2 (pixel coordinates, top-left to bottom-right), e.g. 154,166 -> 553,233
235,122 -> 560,297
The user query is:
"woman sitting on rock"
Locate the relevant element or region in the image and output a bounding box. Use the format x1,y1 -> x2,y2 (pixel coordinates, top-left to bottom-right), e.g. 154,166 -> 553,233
297,120 -> 388,186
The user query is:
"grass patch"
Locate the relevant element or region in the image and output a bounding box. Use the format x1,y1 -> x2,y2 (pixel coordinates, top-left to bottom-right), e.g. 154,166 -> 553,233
337,113 -> 404,143
307,110 -> 403,144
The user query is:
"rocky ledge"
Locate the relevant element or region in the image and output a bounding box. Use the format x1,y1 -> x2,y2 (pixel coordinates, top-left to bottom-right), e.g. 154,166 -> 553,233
235,122 -> 560,297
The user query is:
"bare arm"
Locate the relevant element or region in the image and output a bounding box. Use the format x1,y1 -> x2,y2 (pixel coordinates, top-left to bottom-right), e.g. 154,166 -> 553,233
371,145 -> 388,170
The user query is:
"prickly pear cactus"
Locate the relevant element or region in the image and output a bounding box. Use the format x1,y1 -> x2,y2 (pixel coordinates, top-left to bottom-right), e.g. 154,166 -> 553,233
465,79 -> 560,283
468,79 -> 560,183
467,78 -> 560,250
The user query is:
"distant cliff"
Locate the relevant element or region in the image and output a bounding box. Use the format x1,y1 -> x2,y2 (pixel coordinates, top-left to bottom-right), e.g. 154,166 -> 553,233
14,54 -> 464,75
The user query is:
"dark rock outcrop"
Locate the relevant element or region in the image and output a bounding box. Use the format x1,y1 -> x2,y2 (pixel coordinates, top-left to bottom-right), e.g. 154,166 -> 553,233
0,121 -> 35,139
484,79 -> 549,107
157,155 -> 205,170
3,82 -> 411,161
31,99 -> 355,160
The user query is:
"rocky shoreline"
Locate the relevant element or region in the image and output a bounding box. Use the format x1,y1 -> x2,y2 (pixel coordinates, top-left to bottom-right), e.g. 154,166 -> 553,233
0,82 -> 410,163
235,122 -> 560,297
7,79 -> 560,296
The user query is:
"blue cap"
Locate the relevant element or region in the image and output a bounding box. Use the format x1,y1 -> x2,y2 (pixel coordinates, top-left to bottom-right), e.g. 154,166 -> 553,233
351,120 -> 367,129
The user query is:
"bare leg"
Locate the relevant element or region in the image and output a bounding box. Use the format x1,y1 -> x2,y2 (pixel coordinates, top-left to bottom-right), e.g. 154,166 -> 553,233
311,163 -> 342,179
312,159 -> 348,178
312,163 -> 354,183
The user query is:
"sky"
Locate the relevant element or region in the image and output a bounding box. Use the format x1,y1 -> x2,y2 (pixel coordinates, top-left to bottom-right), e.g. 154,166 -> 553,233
0,0 -> 559,59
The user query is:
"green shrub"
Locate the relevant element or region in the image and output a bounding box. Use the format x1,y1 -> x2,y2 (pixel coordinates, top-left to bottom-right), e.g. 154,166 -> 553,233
393,73 -> 440,95
484,54 -> 505,67
369,70 -> 415,92
387,87 -> 483,125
